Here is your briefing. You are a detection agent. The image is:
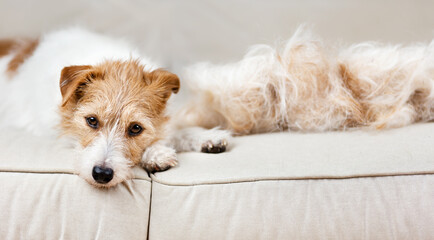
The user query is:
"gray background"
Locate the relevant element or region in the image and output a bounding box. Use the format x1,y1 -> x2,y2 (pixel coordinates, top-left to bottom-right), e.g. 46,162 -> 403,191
0,0 -> 433,71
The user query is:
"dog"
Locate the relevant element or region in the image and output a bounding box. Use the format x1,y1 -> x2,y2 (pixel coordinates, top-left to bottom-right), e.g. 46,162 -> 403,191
0,28 -> 230,188
1,27 -> 433,188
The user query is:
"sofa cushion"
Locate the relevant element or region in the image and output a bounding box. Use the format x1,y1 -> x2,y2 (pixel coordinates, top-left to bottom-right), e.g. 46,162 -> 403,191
0,129 -> 151,239
148,123 -> 434,239
152,123 -> 434,185
149,175 -> 434,239
0,172 -> 151,240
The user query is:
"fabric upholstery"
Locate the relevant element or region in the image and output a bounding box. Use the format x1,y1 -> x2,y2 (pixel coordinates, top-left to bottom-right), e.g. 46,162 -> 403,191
149,175 -> 434,240
0,173 -> 151,240
148,123 -> 434,239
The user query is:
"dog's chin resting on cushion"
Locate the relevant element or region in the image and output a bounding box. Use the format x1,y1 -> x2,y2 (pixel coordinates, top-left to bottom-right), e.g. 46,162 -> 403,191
0,28 -> 230,188
1,27 -> 433,188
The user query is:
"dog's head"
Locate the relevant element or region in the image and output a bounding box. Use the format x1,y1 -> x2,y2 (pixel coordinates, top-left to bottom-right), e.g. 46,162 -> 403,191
59,60 -> 179,188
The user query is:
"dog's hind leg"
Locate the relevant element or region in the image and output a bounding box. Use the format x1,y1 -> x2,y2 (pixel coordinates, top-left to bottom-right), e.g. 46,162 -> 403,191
169,127 -> 232,153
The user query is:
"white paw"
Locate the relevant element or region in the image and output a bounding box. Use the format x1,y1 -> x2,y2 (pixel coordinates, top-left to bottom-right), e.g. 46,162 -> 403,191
141,144 -> 178,173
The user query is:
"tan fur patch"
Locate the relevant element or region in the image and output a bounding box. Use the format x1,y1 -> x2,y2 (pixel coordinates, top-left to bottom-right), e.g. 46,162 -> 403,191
0,39 -> 17,57
6,38 -> 39,75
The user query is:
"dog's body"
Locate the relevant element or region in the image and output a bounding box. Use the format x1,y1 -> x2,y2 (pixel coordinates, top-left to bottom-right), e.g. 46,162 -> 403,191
182,28 -> 434,134
1,28 -> 433,188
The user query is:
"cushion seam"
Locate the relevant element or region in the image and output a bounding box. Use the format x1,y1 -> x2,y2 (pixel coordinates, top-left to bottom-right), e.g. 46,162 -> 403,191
150,171 -> 434,186
0,170 -> 151,182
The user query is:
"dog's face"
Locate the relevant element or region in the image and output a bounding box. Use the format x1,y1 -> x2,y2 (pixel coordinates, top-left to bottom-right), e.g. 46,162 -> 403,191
59,60 -> 179,188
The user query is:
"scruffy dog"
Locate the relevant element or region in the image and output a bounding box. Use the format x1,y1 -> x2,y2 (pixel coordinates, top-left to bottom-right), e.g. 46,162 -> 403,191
1,27 -> 433,188
0,28 -> 230,188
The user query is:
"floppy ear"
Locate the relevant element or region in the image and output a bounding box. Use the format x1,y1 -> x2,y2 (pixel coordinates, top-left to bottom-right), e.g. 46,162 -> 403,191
147,69 -> 180,99
59,65 -> 92,107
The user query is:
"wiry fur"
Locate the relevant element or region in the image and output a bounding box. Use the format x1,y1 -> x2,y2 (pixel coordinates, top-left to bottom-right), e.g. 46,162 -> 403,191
180,27 -> 434,134
58,60 -> 180,187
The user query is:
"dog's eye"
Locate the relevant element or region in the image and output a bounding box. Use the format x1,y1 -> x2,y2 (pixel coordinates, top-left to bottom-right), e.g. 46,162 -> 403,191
128,124 -> 143,136
86,116 -> 99,129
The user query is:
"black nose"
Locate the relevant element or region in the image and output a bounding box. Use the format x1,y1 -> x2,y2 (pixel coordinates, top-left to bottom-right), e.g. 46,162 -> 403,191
92,166 -> 114,184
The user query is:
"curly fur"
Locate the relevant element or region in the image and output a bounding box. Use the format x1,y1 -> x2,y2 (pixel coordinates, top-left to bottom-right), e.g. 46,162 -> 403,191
180,27 -> 434,135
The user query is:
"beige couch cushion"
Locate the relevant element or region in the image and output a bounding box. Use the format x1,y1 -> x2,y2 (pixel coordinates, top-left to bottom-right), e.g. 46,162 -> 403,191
150,175 -> 434,239
0,173 -> 151,240
153,123 -> 434,185
0,129 -> 151,240
149,123 -> 434,239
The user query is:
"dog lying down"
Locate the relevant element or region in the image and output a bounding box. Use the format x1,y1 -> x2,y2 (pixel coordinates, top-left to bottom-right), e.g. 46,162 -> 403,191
0,28 -> 433,188
0,28 -> 231,188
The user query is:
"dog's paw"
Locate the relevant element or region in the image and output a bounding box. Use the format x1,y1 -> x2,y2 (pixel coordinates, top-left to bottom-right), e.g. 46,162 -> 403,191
201,139 -> 228,153
172,127 -> 232,153
141,144 -> 178,173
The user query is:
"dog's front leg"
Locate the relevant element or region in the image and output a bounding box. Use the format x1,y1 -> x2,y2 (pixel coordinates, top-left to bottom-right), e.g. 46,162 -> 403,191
170,127 -> 232,154
141,143 -> 178,173
141,127 -> 231,172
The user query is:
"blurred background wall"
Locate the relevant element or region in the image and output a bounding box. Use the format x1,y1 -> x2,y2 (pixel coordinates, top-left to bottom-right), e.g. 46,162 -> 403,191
0,0 -> 433,71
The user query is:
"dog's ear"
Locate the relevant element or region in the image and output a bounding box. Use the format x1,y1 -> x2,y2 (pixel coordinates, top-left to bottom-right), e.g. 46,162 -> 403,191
59,65 -> 93,107
146,69 -> 180,100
